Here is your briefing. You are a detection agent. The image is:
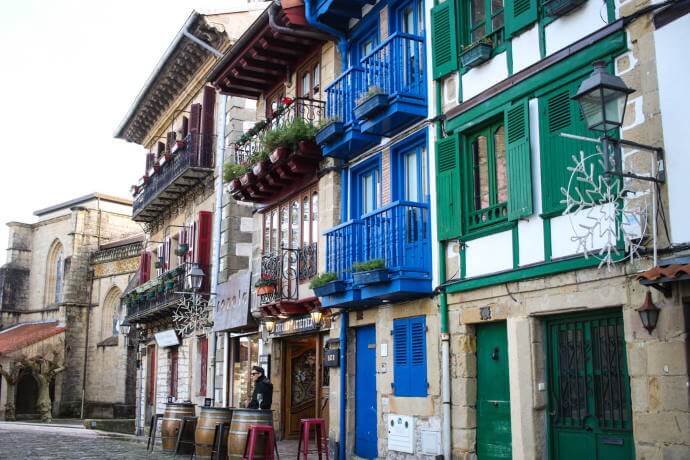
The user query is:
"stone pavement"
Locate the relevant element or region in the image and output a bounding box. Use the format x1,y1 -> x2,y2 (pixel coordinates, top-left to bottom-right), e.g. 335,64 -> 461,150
0,422 -> 315,459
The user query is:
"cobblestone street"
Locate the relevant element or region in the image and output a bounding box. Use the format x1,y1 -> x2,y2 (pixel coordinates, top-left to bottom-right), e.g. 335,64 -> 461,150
0,421 -> 304,460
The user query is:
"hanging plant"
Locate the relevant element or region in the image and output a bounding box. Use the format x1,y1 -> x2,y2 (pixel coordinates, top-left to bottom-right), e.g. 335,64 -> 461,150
175,243 -> 189,257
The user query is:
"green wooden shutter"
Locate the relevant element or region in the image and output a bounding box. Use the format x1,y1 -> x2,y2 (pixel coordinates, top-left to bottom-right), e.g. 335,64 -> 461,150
505,100 -> 533,221
431,0 -> 458,79
436,134 -> 462,240
505,0 -> 538,38
539,81 -> 599,215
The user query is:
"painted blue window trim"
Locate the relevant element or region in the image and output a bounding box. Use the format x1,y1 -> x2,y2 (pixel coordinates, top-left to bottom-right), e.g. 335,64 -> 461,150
393,315 -> 428,397
391,129 -> 429,203
348,154 -> 382,220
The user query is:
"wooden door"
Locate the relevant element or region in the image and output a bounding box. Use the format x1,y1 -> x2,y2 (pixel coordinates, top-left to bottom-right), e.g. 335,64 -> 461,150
146,344 -> 156,421
284,336 -> 317,438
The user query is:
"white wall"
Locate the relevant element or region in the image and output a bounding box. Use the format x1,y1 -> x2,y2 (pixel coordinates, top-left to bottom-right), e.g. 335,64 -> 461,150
462,52 -> 509,100
654,14 -> 690,244
545,0 -> 610,55
465,230 -> 513,278
511,25 -> 541,74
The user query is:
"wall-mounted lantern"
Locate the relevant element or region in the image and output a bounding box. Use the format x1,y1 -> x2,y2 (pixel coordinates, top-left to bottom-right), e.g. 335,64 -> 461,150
637,291 -> 660,334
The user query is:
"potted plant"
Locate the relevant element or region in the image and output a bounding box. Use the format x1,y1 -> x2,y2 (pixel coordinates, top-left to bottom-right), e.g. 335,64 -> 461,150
255,275 -> 277,295
153,160 -> 161,173
354,85 -> 388,120
315,116 -> 344,145
142,174 -> 150,185
543,0 -> 586,17
460,38 -> 493,69
309,272 -> 346,297
352,259 -> 389,285
175,243 -> 189,257
154,258 -> 163,269
165,274 -> 175,291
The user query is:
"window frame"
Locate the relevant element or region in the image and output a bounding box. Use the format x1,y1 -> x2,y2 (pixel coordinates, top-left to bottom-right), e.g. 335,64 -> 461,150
261,184 -> 319,254
297,53 -> 322,100
463,0 -> 505,48
349,155 -> 382,219
392,131 -> 430,203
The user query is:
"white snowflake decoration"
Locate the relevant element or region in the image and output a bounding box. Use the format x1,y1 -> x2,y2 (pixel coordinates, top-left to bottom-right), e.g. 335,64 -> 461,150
561,150 -> 648,269
172,295 -> 213,337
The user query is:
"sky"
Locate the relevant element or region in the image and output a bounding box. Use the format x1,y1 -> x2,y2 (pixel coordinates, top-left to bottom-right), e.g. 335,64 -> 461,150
0,0 -> 248,264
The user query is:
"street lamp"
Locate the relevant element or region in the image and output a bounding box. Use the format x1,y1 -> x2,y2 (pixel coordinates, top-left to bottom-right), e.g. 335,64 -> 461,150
264,318 -> 276,334
186,264 -> 205,292
573,61 -> 634,133
310,309 -> 324,327
637,291 -> 660,334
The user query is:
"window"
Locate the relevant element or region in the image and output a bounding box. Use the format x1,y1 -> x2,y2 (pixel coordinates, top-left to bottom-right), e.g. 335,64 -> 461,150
199,336 -> 208,396
266,86 -> 286,118
396,141 -> 429,203
169,347 -> 179,399
262,186 -> 319,253
298,55 -> 322,100
45,240 -> 64,306
361,169 -> 380,215
465,119 -> 508,230
467,0 -> 504,44
393,315 -> 427,397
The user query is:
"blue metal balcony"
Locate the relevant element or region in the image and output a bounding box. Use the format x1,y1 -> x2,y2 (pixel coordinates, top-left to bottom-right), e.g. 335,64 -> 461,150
317,33 -> 427,159
358,33 -> 427,136
322,201 -> 432,308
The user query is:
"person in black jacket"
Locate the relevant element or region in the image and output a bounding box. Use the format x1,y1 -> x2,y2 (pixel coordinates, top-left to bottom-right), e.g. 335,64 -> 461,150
247,365 -> 273,410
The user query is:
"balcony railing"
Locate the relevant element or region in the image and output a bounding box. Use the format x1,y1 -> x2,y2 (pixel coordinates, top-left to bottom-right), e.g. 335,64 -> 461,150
124,265 -> 188,322
325,66 -> 365,126
133,133 -> 215,218
326,201 -> 430,281
259,243 -> 318,305
229,98 -> 325,166
324,33 -> 425,127
361,33 -> 426,101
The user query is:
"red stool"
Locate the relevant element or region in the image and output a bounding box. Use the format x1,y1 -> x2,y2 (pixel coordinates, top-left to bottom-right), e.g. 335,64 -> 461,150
242,424 -> 275,460
297,418 -> 329,460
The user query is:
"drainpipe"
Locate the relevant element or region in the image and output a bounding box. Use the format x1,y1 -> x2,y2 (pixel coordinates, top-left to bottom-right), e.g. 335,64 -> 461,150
209,94 -> 228,405
268,1 -> 332,41
338,312 -> 348,460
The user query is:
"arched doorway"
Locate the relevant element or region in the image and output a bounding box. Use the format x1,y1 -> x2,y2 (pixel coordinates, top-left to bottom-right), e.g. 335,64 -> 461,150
15,371 -> 39,418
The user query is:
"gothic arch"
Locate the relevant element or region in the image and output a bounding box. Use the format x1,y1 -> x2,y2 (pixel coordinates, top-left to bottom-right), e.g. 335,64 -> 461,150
45,239 -> 64,306
103,286 -> 124,337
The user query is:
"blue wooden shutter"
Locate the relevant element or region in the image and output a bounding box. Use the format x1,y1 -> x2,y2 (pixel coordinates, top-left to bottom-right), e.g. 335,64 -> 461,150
505,0 -> 538,38
436,134 -> 462,240
505,100 -> 533,221
394,316 -> 427,397
393,319 -> 410,396
431,0 -> 458,79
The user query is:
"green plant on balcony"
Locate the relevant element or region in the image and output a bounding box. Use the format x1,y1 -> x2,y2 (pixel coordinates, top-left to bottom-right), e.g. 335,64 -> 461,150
309,272 -> 338,289
255,275 -> 277,295
223,162 -> 251,183
460,38 -> 493,68
316,116 -> 342,131
174,243 -> 189,257
352,259 -> 386,272
355,85 -> 386,107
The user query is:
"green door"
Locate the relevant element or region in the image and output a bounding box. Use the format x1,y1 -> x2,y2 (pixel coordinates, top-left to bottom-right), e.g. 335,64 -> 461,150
476,321 -> 512,459
547,309 -> 634,460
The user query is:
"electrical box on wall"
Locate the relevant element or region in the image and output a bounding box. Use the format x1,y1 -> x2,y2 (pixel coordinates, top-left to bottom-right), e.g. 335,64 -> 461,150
387,414 -> 415,454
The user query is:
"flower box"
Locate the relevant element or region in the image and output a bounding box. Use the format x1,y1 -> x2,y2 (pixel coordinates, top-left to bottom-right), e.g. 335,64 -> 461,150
256,284 -> 276,296
298,140 -> 321,158
354,94 -> 389,120
313,280 -> 347,297
315,121 -> 344,145
460,42 -> 493,69
544,0 -> 587,16
239,172 -> 255,186
352,268 -> 389,286
252,160 -> 271,178
269,147 -> 291,164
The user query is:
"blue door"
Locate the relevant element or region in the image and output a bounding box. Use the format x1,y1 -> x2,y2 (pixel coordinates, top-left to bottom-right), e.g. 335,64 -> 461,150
355,325 -> 378,458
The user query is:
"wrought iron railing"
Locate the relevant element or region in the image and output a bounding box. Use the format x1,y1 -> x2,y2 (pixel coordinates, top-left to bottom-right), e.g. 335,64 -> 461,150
325,66 -> 365,126
326,201 -> 431,281
361,33 -> 426,101
229,98 -> 325,165
133,133 -> 215,215
123,264 -> 208,321
259,243 -> 318,304
91,241 -> 143,264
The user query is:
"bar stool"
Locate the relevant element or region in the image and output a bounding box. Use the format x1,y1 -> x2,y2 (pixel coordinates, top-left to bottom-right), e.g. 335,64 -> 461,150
211,422 -> 229,460
242,424 -> 275,460
297,418 -> 329,460
174,416 -> 198,458
147,413 -> 164,452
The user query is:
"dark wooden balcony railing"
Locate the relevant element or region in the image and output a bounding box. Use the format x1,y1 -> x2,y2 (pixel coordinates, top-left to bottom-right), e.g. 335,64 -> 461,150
258,243 -> 318,305
132,133 -> 215,222
228,98 -> 325,166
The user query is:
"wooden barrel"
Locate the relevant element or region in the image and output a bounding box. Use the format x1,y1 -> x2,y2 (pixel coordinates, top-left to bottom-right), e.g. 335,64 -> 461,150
227,409 -> 273,460
160,402 -> 195,452
194,407 -> 233,459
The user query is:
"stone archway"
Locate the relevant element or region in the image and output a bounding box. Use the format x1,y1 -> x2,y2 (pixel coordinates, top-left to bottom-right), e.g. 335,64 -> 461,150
15,371 -> 39,418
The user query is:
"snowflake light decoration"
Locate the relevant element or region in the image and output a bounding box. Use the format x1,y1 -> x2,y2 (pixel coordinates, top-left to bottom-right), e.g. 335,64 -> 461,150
172,295 -> 213,337
560,150 -> 648,269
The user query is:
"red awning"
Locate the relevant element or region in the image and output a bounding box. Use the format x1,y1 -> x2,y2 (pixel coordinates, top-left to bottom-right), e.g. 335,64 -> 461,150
0,322 -> 65,355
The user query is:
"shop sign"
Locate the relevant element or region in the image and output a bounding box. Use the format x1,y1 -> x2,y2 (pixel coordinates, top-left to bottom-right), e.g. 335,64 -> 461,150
269,314 -> 331,338
214,271 -> 254,332
324,348 -> 340,367
155,329 -> 180,348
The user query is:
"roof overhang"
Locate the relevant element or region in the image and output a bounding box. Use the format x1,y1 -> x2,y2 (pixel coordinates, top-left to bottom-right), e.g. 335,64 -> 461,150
115,12 -> 229,144
208,6 -> 325,99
